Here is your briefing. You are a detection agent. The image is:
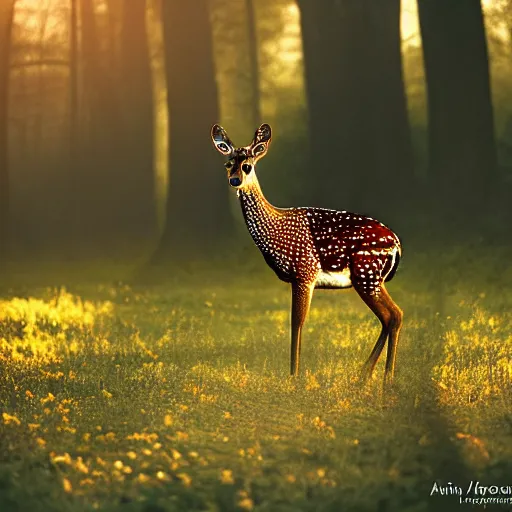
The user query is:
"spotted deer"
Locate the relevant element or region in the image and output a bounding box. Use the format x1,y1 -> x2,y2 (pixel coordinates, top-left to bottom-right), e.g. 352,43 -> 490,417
211,123 -> 403,383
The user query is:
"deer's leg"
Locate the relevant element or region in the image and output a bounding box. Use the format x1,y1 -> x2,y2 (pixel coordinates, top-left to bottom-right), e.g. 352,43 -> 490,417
351,252 -> 403,383
352,282 -> 391,380
380,286 -> 403,383
354,284 -> 403,383
290,281 -> 314,376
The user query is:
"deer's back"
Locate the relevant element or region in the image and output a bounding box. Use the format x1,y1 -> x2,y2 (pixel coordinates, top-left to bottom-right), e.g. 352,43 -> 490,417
300,207 -> 400,274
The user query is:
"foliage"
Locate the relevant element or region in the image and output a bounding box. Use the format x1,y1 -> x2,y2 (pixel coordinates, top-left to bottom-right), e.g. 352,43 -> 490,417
433,303 -> 512,405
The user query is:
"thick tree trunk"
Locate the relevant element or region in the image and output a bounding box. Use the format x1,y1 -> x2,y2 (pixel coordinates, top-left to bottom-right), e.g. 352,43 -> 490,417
82,0 -> 120,130
153,0 -> 233,262
79,0 -> 123,240
119,0 -> 156,238
417,0 -> 497,214
297,0 -> 413,216
0,0 -> 16,262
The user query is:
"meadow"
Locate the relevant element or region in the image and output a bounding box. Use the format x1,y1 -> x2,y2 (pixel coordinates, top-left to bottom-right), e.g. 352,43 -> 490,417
0,248 -> 511,512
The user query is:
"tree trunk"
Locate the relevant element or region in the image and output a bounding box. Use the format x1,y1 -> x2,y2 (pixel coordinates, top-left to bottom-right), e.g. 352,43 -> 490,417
68,0 -> 82,248
79,0 -> 124,241
119,0 -> 156,239
417,0 -> 497,215
80,0 -> 101,142
105,0 -> 122,76
297,0 -> 413,217
245,0 -> 261,128
0,0 -> 16,263
34,5 -> 51,161
153,0 -> 233,262
88,0 -> 121,127
69,0 -> 79,155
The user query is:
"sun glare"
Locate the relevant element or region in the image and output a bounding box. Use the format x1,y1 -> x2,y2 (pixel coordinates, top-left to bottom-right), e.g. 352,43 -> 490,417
15,0 -> 67,37
279,3 -> 302,65
257,0 -> 305,102
401,0 -> 420,46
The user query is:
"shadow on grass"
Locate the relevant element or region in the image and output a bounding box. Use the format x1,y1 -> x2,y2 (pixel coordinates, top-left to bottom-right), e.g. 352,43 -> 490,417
374,324 -> 474,512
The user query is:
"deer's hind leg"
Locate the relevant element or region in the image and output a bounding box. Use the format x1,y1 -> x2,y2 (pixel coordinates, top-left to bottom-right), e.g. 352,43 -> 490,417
351,255 -> 403,383
381,286 -> 403,381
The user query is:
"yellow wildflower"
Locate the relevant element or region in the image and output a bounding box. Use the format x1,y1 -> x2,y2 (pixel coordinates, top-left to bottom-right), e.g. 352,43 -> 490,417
62,478 -> 73,493
41,393 -> 55,404
170,449 -> 182,460
220,469 -> 234,485
238,498 -> 254,511
2,413 -> 21,426
177,473 -> 192,487
75,457 -> 89,474
52,453 -> 72,465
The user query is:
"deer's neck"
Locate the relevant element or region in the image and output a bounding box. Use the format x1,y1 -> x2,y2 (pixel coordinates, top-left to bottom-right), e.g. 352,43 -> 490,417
237,173 -> 284,249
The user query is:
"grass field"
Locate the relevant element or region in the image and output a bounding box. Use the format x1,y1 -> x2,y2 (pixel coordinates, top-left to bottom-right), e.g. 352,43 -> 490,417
0,250 -> 511,511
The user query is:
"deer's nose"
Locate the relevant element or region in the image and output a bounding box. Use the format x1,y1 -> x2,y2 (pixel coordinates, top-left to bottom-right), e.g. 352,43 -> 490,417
230,177 -> 242,187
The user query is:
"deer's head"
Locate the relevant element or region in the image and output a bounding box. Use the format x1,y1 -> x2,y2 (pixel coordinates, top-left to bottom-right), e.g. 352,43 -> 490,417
211,124 -> 272,189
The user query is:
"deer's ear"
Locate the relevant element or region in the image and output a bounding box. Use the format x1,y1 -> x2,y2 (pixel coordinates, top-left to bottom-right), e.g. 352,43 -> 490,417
251,124 -> 272,157
211,124 -> 235,156
252,124 -> 272,145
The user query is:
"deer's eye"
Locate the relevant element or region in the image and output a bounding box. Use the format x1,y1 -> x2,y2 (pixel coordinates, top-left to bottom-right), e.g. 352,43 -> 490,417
253,143 -> 265,155
242,163 -> 252,173
225,160 -> 233,168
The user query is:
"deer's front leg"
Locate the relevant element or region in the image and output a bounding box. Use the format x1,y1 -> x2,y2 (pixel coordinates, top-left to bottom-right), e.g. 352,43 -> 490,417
290,281 -> 314,376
